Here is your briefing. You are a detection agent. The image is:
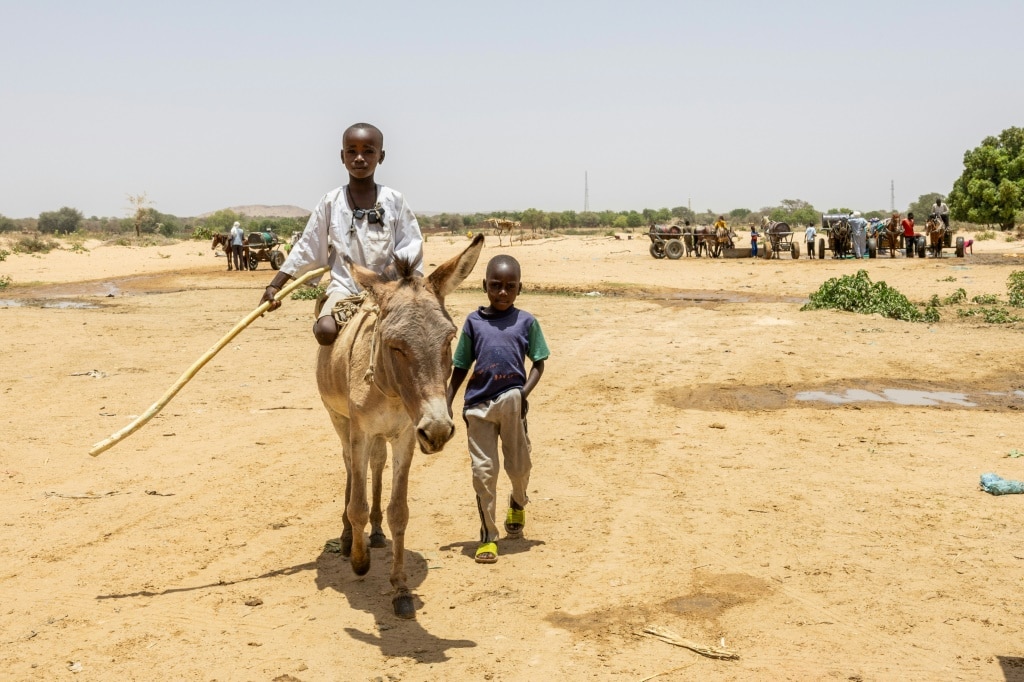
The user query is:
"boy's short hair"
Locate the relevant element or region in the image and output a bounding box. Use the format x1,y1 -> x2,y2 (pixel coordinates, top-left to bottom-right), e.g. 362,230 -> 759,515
486,254 -> 521,279
346,122 -> 384,145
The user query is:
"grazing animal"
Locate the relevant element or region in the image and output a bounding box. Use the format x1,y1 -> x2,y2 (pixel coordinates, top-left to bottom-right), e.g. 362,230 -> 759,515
926,214 -> 945,257
317,234 -> 484,619
483,218 -> 521,245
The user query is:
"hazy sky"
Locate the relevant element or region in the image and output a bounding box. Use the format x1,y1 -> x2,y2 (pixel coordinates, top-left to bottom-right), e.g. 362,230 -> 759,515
3,1 -> 1022,219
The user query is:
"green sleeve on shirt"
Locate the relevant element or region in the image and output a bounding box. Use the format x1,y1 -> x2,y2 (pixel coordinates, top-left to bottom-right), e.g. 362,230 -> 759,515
527,319 -> 550,362
452,330 -> 475,370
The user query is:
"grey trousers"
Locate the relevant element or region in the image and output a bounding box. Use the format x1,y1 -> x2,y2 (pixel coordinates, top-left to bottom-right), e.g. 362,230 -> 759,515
465,389 -> 532,543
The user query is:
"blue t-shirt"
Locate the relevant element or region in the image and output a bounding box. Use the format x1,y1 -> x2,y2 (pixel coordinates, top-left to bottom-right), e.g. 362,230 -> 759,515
453,306 -> 549,407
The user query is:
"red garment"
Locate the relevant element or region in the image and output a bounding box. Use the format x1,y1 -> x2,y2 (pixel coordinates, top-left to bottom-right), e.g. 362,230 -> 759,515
901,218 -> 915,237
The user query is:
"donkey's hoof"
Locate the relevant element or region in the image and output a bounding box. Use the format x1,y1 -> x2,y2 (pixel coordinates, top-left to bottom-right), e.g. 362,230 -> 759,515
369,531 -> 387,548
392,593 -> 416,620
350,551 -> 370,576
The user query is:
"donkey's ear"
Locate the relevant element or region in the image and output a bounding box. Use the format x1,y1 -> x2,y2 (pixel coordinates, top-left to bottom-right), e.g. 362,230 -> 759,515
427,233 -> 484,298
349,260 -> 390,300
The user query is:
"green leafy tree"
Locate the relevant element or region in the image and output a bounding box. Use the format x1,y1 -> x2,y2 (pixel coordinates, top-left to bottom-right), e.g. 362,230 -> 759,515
0,214 -> 17,233
202,209 -> 243,234
949,126 -> 1024,230
521,208 -> 548,231
906,192 -> 944,221
670,206 -> 696,223
37,206 -> 83,234
768,199 -> 818,226
729,208 -> 751,220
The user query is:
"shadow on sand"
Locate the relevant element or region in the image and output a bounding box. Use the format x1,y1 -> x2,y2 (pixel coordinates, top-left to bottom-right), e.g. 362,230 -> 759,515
315,539 -> 476,663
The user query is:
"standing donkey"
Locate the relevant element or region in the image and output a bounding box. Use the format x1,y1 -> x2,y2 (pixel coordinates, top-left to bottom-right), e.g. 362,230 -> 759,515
316,234 -> 484,619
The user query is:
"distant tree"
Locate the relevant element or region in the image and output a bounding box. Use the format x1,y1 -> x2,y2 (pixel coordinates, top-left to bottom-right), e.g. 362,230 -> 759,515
826,207 -> 852,215
518,208 -> 547,232
906,193 -> 944,221
949,126 -> 1024,230
670,206 -> 696,223
202,209 -> 243,234
729,208 -> 751,220
38,206 -> 83,234
126,193 -> 154,237
768,199 -> 818,227
625,211 -> 644,228
0,214 -> 16,233
864,210 -> 888,220
612,215 -> 628,228
579,212 -> 601,228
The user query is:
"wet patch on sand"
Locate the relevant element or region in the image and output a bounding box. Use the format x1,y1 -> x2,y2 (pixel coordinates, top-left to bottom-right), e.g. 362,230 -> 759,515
659,383 -> 1024,412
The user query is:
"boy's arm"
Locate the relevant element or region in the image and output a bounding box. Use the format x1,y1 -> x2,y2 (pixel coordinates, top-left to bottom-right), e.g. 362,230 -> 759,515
446,367 -> 469,417
522,359 -> 544,398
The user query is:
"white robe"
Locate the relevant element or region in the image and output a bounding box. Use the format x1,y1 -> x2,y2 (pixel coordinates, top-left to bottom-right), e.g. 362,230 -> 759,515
282,184 -> 424,296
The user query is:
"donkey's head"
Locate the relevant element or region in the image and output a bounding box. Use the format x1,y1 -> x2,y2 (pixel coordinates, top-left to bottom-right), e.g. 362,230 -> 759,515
351,234 -> 484,453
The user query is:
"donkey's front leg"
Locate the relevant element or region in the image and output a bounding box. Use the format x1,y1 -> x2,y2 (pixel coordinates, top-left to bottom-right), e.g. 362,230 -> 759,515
388,432 -> 417,619
369,437 -> 388,549
346,433 -> 372,576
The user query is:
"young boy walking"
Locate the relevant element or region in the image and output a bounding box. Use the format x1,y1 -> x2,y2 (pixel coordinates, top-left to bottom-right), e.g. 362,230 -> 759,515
447,255 -> 549,564
259,122 -> 423,345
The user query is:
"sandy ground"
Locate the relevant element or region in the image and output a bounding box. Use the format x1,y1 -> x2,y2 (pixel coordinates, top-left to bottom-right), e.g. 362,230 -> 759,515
2,230 -> 1024,681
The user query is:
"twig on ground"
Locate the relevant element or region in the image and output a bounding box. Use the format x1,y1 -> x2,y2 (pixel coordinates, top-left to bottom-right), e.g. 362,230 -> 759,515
641,625 -> 740,660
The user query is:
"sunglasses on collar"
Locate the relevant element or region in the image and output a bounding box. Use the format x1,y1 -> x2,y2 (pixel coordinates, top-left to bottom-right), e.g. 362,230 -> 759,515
352,204 -> 385,224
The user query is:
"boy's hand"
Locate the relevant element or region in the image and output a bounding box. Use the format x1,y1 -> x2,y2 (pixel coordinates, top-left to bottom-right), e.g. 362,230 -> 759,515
520,389 -> 529,419
261,285 -> 282,311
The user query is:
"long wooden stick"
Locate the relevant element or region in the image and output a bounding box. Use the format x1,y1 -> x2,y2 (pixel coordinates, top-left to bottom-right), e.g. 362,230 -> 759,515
89,267 -> 328,457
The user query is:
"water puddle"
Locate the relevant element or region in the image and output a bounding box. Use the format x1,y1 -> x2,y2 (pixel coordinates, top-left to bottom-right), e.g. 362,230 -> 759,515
795,389 -> 978,407
659,383 -> 1024,412
0,299 -> 100,309
661,290 -> 807,305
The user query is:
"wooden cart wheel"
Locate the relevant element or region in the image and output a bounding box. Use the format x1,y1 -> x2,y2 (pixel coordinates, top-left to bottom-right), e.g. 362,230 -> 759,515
791,242 -> 800,259
270,250 -> 285,270
916,236 -> 926,258
955,236 -> 965,258
665,239 -> 684,260
248,254 -> 259,270
818,238 -> 826,260
867,238 -> 877,259
649,242 -> 666,259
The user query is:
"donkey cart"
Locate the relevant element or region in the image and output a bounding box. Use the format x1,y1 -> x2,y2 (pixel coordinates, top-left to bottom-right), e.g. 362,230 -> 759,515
648,225 -> 686,260
761,221 -> 800,259
246,231 -> 286,270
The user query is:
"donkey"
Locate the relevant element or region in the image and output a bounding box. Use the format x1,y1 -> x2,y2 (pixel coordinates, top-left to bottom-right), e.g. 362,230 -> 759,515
925,214 -> 945,258
210,233 -> 249,270
317,234 -> 484,619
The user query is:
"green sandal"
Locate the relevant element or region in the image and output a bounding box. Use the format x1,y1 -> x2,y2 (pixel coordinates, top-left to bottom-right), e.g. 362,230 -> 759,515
475,542 -> 498,564
504,506 -> 525,537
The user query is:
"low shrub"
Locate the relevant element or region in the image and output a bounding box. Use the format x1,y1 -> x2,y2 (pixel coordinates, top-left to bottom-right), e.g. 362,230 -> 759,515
1008,271 -> 1024,307
0,248 -> 9,262
943,288 -> 967,305
976,230 -> 997,241
957,307 -> 1022,324
802,269 -> 928,322
291,284 -> 325,301
13,235 -> 59,254
972,293 -> 1000,304
0,275 -> 10,289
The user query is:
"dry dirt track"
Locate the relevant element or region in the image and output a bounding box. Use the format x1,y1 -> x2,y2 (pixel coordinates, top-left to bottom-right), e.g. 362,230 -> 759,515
2,233 -> 1024,681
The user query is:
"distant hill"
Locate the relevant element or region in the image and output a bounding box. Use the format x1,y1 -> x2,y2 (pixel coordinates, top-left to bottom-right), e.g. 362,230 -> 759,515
198,204 -> 310,219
